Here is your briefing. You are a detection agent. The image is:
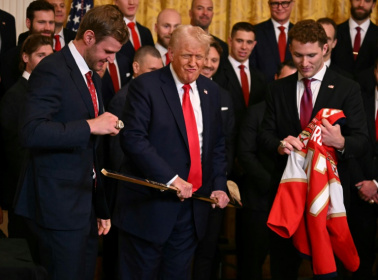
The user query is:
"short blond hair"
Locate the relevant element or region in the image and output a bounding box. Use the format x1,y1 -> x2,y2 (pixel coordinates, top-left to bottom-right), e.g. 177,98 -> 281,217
169,25 -> 212,54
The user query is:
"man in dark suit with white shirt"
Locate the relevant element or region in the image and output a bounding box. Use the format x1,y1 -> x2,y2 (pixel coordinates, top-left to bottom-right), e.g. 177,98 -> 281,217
250,0 -> 294,82
14,6 -> 128,280
332,0 -> 378,79
113,24 -> 230,280
260,19 -> 368,280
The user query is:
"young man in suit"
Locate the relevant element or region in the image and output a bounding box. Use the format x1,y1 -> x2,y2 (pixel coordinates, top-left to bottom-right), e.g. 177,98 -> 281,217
332,0 -> 378,78
155,8 -> 181,66
0,34 -> 53,240
189,0 -> 229,59
14,5 -> 128,280
44,0 -> 77,51
250,0 -> 295,82
115,0 -> 154,61
0,1 -> 55,96
113,24 -> 229,279
260,19 -> 368,280
213,22 -> 267,131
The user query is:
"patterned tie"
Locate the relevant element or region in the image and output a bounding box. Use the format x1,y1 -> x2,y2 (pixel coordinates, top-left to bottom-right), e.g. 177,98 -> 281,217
182,84 -> 202,192
54,34 -> 61,51
353,27 -> 361,60
108,62 -> 120,93
127,22 -> 141,51
278,26 -> 286,62
85,71 -> 99,117
300,78 -> 315,130
239,64 -> 249,106
165,52 -> 170,65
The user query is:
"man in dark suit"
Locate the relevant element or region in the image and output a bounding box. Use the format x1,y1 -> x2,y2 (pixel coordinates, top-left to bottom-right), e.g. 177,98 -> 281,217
113,24 -> 229,279
0,9 -> 16,57
189,0 -> 229,60
347,58 -> 378,280
0,1 -> 55,96
192,39 -> 235,280
237,60 -> 296,280
115,0 -> 154,63
260,19 -> 368,280
332,0 -> 378,79
155,8 -> 181,66
13,5 -> 128,280
250,0 -> 294,82
213,22 -> 267,131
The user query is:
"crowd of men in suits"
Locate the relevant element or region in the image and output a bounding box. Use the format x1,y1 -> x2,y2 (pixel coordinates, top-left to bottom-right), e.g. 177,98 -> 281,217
0,0 -> 377,279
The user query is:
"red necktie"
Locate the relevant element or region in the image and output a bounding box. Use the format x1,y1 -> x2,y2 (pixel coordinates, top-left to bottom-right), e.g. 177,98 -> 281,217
127,22 -> 141,51
85,71 -> 99,117
278,26 -> 286,62
54,34 -> 61,51
108,62 -> 120,93
300,78 -> 315,130
375,109 -> 378,141
182,84 -> 202,192
165,52 -> 170,65
239,65 -> 249,106
353,27 -> 361,60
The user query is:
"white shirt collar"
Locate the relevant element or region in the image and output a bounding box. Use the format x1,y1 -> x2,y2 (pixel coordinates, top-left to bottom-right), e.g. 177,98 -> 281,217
68,41 -> 91,77
22,71 -> 30,80
169,64 -> 197,93
324,59 -> 331,68
124,17 -> 136,25
228,55 -> 249,70
271,18 -> 290,30
155,42 -> 168,55
297,63 -> 327,82
349,17 -> 370,32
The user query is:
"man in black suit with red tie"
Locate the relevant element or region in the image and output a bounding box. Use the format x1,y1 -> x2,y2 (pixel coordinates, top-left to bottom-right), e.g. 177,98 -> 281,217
260,19 -> 368,279
113,24 -> 230,280
332,0 -> 378,79
14,5 -> 128,280
250,0 -> 294,82
115,0 -> 154,62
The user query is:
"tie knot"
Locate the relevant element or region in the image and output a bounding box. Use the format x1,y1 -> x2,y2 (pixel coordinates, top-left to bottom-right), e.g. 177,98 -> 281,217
183,84 -> 191,94
127,22 -> 135,29
278,26 -> 285,32
54,34 -> 60,40
85,71 -> 92,80
239,64 -> 245,70
303,78 -> 315,89
356,26 -> 361,32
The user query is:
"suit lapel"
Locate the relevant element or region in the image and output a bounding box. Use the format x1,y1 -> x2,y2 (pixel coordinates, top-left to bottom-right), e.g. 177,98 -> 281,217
284,74 -> 302,132
197,76 -> 210,158
265,20 -> 281,63
224,60 -> 244,105
160,67 -> 189,148
312,68 -> 336,118
62,46 -> 96,118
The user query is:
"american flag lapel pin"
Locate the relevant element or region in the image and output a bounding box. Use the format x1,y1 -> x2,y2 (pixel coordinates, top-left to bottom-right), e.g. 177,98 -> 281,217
204,89 -> 208,94
328,85 -> 334,89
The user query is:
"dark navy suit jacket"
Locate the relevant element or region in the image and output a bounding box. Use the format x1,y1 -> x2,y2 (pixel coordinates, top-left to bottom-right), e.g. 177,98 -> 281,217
112,66 -> 228,244
14,46 -> 109,230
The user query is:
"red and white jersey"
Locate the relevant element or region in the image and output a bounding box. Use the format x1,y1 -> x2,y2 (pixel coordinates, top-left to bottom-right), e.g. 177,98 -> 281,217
267,108 -> 359,277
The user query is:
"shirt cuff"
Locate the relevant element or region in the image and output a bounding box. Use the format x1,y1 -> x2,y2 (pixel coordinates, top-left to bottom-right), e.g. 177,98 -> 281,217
373,180 -> 378,189
166,175 -> 178,187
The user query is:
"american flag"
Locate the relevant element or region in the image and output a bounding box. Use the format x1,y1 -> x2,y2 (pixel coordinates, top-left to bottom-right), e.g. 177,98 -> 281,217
66,0 -> 93,32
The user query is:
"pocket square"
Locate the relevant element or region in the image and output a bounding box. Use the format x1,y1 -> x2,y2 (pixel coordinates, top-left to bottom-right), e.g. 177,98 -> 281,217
221,107 -> 229,111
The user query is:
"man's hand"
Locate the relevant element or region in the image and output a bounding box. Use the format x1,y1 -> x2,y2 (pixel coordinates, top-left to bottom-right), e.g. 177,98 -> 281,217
277,135 -> 303,155
356,180 -> 378,201
171,176 -> 193,200
321,119 -> 345,149
97,218 -> 111,235
87,112 -> 120,136
210,190 -> 230,209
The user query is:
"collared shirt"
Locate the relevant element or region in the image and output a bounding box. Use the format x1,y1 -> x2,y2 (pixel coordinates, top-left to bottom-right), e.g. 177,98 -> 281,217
349,17 -> 370,47
54,28 -> 65,50
324,59 -> 331,68
22,71 -> 30,80
296,63 -> 327,116
155,42 -> 169,65
271,18 -> 290,43
166,64 -> 204,186
68,41 -> 98,107
228,55 -> 251,91
124,17 -> 141,48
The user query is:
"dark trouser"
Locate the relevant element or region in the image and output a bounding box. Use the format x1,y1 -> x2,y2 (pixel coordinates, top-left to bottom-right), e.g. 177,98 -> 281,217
118,199 -> 198,280
25,209 -> 98,280
192,208 -> 224,280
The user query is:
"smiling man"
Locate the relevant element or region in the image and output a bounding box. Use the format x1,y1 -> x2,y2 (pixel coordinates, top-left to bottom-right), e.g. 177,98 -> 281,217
14,5 -> 128,280
260,19 -> 368,279
332,0 -> 378,78
113,25 -> 229,280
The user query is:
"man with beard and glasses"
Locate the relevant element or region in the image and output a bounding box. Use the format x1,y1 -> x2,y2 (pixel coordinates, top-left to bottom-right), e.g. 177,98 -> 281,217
189,0 -> 228,60
332,0 -> 378,79
0,0 -> 55,96
155,8 -> 181,66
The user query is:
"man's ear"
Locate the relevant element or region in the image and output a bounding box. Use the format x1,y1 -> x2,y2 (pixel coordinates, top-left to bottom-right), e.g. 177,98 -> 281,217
83,30 -> 96,46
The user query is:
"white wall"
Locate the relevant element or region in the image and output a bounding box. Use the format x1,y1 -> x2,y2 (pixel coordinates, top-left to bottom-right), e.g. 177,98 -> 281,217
0,0 -> 34,40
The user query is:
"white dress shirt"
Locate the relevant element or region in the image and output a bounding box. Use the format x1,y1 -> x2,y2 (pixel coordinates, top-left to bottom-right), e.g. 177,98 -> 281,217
349,17 -> 370,47
228,55 -> 251,92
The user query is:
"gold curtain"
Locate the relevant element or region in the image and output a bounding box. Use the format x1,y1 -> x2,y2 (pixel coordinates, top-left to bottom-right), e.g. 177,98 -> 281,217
65,0 -> 378,42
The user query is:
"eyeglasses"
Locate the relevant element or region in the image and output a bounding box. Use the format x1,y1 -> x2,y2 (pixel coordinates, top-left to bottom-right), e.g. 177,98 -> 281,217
269,1 -> 293,9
